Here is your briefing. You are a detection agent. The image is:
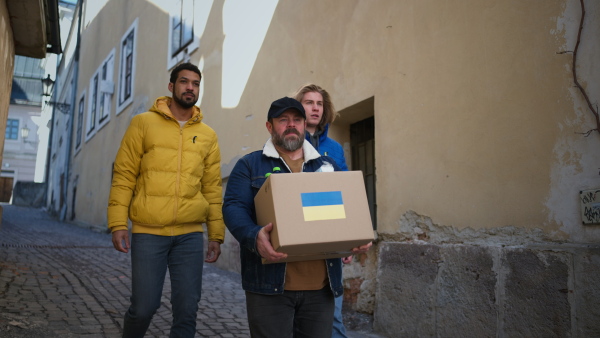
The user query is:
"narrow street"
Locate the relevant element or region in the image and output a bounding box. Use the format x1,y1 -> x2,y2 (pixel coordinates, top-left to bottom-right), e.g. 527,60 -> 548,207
0,204 -> 380,337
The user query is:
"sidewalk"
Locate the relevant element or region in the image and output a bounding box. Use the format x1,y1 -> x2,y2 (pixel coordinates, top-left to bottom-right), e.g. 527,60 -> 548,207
0,204 -> 383,337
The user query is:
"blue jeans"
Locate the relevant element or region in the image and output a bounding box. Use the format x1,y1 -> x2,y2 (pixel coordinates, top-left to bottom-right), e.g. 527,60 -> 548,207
245,287 -> 335,338
331,295 -> 347,338
122,233 -> 204,338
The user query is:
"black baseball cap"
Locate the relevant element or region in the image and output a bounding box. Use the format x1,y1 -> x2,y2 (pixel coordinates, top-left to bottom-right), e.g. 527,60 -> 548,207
267,97 -> 306,120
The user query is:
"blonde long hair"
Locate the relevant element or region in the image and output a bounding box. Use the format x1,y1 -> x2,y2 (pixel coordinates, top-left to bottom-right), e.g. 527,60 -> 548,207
293,84 -> 338,131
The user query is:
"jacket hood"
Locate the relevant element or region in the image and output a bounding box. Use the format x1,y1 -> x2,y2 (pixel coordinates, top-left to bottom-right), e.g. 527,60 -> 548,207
305,124 -> 330,143
316,124 -> 330,142
305,123 -> 330,149
150,96 -> 204,124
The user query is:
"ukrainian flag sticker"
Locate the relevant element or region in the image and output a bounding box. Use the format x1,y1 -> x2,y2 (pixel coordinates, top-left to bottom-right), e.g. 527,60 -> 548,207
301,191 -> 346,222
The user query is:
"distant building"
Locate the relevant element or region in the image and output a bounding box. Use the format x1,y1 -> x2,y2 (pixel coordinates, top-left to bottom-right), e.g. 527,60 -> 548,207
0,56 -> 45,202
0,0 -> 62,204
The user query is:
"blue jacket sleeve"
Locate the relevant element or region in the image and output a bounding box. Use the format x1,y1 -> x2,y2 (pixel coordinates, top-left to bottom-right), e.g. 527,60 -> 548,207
335,147 -> 349,171
223,156 -> 262,253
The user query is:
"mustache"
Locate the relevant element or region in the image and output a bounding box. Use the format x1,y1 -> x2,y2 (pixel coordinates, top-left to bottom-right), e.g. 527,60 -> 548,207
283,129 -> 300,136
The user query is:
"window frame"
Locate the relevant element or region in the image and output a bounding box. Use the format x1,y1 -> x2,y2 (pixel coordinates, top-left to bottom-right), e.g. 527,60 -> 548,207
74,90 -> 85,154
167,0 -> 199,69
85,49 -> 115,142
5,119 -> 19,140
85,73 -> 98,141
117,19 -> 138,115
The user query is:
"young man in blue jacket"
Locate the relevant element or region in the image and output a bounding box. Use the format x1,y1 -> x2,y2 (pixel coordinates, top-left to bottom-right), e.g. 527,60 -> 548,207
294,84 -> 351,338
223,97 -> 371,338
294,84 -> 348,171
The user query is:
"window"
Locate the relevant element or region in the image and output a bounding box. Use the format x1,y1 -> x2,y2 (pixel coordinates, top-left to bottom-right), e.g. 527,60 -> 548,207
167,0 -> 199,69
86,49 -> 115,142
172,0 -> 194,56
75,92 -> 85,151
117,19 -> 138,114
87,75 -> 97,137
5,119 -> 19,140
98,54 -> 114,126
98,63 -> 108,123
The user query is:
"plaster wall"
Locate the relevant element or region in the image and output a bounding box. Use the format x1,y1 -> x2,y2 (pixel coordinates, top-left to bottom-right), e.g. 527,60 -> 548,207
195,0 -> 600,243
46,56 -> 78,217
70,0 -> 170,226
0,0 -> 14,163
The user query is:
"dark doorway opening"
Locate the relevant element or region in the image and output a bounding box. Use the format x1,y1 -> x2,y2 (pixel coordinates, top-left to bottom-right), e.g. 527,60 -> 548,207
350,116 -> 376,229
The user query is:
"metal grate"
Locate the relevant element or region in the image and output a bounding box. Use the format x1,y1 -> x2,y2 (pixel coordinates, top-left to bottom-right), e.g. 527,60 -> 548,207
1,243 -> 113,249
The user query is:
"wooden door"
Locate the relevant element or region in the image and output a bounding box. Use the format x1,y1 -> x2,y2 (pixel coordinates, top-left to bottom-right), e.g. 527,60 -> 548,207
0,177 -> 14,202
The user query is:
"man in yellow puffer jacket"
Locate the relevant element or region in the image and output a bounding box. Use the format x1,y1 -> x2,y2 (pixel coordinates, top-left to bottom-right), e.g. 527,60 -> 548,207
107,62 -> 225,338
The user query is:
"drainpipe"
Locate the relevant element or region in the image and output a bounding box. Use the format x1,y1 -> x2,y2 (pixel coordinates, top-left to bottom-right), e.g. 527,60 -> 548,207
60,0 -> 83,221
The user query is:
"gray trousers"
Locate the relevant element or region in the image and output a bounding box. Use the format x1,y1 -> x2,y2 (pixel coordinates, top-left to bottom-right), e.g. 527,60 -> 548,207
245,287 -> 335,338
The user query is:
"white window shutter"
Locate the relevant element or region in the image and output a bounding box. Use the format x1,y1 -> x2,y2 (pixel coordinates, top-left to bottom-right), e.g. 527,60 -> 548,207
100,80 -> 114,94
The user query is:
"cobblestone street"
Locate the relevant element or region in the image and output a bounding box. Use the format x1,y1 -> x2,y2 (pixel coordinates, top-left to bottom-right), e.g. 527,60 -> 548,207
0,204 -> 250,337
0,204 -> 380,337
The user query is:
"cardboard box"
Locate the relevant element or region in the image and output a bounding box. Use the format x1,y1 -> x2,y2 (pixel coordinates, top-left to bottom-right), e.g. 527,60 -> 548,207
254,171 -> 374,263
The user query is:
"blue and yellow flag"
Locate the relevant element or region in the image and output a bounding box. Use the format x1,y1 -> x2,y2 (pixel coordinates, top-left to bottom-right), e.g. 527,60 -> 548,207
300,191 -> 346,222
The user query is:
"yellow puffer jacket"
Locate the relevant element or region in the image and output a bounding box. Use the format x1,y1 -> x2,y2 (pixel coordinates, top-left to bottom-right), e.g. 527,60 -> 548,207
107,96 -> 225,243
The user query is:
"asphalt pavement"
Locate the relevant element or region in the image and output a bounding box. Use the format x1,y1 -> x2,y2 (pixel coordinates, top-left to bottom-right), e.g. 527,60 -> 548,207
0,204 -> 382,337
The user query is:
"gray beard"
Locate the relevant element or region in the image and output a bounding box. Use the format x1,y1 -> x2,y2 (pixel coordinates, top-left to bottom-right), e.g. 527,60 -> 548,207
272,131 -> 304,152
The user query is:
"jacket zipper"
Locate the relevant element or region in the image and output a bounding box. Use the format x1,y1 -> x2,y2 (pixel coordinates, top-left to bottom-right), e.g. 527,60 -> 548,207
172,123 -> 184,232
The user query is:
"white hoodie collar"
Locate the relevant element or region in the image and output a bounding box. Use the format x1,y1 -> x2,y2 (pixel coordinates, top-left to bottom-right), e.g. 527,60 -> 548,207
263,138 -> 321,162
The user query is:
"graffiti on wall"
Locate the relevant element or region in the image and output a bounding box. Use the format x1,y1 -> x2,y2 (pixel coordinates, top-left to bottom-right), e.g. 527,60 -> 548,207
580,189 -> 600,225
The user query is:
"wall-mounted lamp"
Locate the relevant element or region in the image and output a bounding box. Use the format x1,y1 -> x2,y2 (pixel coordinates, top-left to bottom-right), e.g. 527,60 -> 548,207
20,125 -> 37,145
41,74 -> 71,114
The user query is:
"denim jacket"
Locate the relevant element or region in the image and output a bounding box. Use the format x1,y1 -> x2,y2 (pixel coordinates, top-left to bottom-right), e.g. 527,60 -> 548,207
223,138 -> 343,296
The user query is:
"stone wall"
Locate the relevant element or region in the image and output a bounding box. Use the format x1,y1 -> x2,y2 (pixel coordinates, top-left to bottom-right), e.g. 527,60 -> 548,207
371,210 -> 600,337
12,182 -> 46,208
375,242 -> 600,337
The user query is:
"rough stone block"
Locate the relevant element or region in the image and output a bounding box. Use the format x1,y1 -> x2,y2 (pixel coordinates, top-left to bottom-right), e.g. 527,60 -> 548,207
573,248 -> 600,337
502,249 -> 570,337
12,182 -> 46,208
436,245 -> 497,337
374,243 -> 439,337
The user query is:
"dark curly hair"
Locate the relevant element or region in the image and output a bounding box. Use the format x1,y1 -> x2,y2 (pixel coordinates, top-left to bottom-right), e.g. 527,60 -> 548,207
170,62 -> 202,83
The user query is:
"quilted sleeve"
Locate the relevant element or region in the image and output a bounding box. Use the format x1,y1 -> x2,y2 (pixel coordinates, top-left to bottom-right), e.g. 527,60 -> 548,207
201,134 -> 226,243
107,116 -> 145,232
